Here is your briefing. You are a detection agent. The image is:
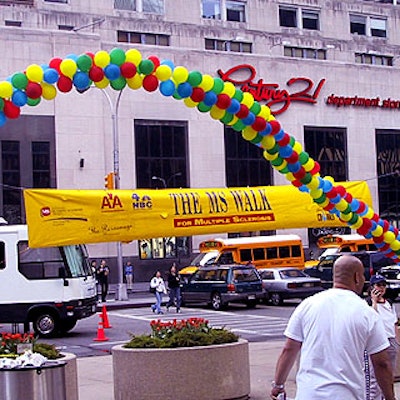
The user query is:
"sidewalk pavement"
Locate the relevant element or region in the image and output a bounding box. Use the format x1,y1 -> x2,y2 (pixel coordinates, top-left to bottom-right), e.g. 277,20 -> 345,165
83,282 -> 400,400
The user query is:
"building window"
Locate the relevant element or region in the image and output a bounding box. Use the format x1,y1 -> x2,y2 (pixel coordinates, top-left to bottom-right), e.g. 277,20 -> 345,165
58,24 -> 74,31
202,0 -> 221,19
279,6 -> 297,27
117,31 -> 169,46
5,20 -> 21,27
376,130 -> 400,228
0,1 -> 33,5
350,14 -> 387,37
226,1 -> 246,22
32,142 -> 51,188
302,10 -> 319,30
44,0 -> 68,3
284,46 -> 326,60
205,38 -> 252,53
355,53 -> 393,66
135,120 -> 189,261
143,0 -> 163,14
114,0 -> 136,10
224,126 -> 273,187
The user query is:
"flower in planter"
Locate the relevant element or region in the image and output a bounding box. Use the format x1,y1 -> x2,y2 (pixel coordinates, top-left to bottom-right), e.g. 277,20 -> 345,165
125,317 -> 238,349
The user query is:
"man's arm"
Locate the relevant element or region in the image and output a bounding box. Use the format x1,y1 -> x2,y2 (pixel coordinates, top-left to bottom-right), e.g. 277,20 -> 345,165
370,349 -> 396,400
270,338 -> 301,399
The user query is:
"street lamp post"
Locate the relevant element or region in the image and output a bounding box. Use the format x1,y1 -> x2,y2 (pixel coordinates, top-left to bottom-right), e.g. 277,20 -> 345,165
151,172 -> 182,188
100,88 -> 128,301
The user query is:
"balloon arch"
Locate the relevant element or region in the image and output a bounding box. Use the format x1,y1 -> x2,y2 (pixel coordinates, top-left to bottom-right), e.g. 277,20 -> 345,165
0,47 -> 398,262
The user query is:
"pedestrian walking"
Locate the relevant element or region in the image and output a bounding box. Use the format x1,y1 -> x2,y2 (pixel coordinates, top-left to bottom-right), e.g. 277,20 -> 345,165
124,261 -> 134,291
166,263 -> 182,313
150,270 -> 167,315
97,259 -> 110,303
365,273 -> 400,400
270,255 -> 396,400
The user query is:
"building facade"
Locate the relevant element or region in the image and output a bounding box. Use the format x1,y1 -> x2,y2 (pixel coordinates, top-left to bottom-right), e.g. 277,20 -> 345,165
0,0 -> 399,280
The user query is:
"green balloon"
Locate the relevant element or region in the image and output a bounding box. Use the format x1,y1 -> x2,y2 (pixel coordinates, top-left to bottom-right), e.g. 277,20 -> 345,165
212,78 -> 224,94
271,156 -> 284,167
342,204 -> 352,214
0,98 -> 4,110
348,213 -> 359,225
11,72 -> 28,90
233,89 -> 243,102
298,152 -> 310,165
250,102 -> 261,115
314,194 -> 327,204
266,143 -> 279,155
76,54 -> 93,72
289,136 -> 295,147
220,112 -> 234,124
173,92 -> 182,100
231,120 -> 246,132
187,71 -> 202,87
280,166 -> 289,174
138,60 -> 155,75
197,102 -> 212,113
300,173 -> 313,185
110,76 -> 126,91
27,97 -> 41,107
250,134 -> 263,144
110,48 -> 126,66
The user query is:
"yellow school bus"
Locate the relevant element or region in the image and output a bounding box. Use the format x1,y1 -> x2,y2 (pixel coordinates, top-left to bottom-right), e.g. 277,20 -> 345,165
180,235 -> 305,277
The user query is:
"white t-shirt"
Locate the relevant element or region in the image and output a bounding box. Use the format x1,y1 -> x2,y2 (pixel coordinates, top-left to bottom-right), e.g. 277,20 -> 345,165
285,288 -> 389,400
375,301 -> 397,338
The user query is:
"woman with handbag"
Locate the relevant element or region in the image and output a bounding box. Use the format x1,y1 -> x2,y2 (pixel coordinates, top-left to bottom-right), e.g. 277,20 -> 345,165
150,270 -> 167,315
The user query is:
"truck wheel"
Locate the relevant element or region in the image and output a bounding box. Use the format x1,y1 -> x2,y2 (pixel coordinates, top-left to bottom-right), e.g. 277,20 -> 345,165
33,312 -> 58,338
211,292 -> 223,311
270,293 -> 283,306
59,318 -> 77,334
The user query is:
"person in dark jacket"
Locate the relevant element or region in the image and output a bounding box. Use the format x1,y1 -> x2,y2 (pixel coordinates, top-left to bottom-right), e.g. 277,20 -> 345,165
166,263 -> 182,313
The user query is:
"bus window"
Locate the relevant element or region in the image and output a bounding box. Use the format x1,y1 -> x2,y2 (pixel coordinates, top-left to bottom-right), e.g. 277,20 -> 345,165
279,246 -> 290,258
218,251 -> 234,264
292,245 -> 301,258
253,248 -> 265,261
341,246 -> 352,252
357,244 -> 368,251
266,247 -> 278,259
240,249 -> 252,263
0,241 -> 5,269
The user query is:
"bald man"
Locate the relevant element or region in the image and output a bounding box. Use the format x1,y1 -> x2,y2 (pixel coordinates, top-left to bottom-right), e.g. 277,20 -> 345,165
270,255 -> 396,400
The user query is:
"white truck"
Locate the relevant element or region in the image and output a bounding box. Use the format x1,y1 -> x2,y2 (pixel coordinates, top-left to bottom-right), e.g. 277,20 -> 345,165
0,224 -> 97,337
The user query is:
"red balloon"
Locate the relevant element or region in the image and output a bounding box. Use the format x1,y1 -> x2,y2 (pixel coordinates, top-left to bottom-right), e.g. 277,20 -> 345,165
142,75 -> 158,92
383,219 -> 390,232
386,251 -> 396,258
357,218 -> 372,236
86,52 -> 95,60
380,243 -> 391,252
120,62 -> 137,79
310,162 -> 320,175
3,100 -> 20,119
25,82 -> 42,99
291,179 -> 302,188
251,117 -> 267,132
336,185 -> 346,197
148,56 -> 160,69
371,213 -> 380,222
356,201 -> 366,214
326,188 -> 338,199
49,57 -> 63,72
373,234 -> 384,244
344,192 -> 353,203
269,120 -> 281,135
323,202 -> 335,211
236,104 -> 249,119
89,66 -> 105,82
277,133 -> 290,147
293,168 -> 306,180
216,94 -> 231,109
57,76 -> 73,93
286,152 -> 299,164
191,87 -> 205,102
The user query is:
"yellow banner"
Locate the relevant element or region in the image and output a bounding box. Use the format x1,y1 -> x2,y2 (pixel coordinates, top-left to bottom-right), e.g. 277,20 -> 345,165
23,181 -> 372,247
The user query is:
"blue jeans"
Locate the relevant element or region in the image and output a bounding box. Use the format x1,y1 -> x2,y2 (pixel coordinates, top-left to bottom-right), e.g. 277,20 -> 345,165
166,287 -> 181,310
151,291 -> 163,314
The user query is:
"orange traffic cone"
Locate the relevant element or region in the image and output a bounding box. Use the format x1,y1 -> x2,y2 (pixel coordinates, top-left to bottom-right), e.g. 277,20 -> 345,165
102,304 -> 112,329
93,314 -> 109,342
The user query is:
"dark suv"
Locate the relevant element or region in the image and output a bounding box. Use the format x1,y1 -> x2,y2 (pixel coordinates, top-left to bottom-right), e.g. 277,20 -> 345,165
181,264 -> 264,310
305,251 -> 397,294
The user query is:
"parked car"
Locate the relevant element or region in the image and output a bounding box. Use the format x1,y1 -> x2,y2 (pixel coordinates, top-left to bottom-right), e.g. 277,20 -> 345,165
181,264 -> 264,310
378,265 -> 400,300
305,251 -> 397,294
258,267 -> 323,306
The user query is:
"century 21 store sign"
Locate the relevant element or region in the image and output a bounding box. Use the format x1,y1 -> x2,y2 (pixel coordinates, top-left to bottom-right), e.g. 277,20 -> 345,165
218,64 -> 400,113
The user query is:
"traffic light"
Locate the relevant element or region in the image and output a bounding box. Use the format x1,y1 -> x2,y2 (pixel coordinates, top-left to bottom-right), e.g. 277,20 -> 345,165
104,172 -> 114,190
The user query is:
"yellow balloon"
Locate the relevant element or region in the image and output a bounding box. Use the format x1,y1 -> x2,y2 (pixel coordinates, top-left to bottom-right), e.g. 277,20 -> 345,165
94,77 -> 110,89
340,212 -> 352,222
183,97 -> 198,108
335,199 -> 348,212
303,159 -> 315,172
242,126 -> 257,141
94,50 -> 111,68
209,105 -> 225,120
310,189 -> 323,199
172,66 -> 189,84
263,150 -> 278,161
127,74 -> 143,89
60,59 -> 77,78
221,81 -> 236,97
371,225 -> 383,237
155,65 -> 172,81
257,105 -> 271,120
260,135 -> 275,150
319,198 -> 330,208
41,83 -> 57,100
384,231 -> 396,243
241,92 -> 254,108
26,64 -> 44,83
198,74 -> 215,92
0,81 -> 13,98
390,240 -> 400,251
285,172 -> 295,182
350,217 -> 363,230
364,207 -> 374,219
125,49 -> 142,66
307,177 -> 320,191
325,176 -> 335,183
274,160 -> 287,171
226,115 -> 238,126
293,141 -> 303,154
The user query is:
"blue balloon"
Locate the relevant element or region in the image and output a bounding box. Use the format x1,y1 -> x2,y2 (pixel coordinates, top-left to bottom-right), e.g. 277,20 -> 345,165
161,59 -> 175,69
279,145 -> 292,158
227,98 -> 240,114
159,80 -> 175,96
73,72 -> 90,90
12,90 -> 27,107
287,162 -> 301,173
330,195 -> 341,204
350,199 -> 360,212
43,68 -> 59,84
104,64 -> 120,81
322,180 -> 333,193
274,129 -> 285,141
317,177 -> 324,189
242,112 -> 255,126
298,185 -> 310,193
0,112 -> 6,127
177,82 -> 192,98
66,53 -> 78,61
203,91 -> 217,106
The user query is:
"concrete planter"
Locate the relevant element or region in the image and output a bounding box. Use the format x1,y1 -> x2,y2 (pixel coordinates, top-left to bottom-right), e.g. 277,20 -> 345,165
112,338 -> 250,400
60,352 -> 78,400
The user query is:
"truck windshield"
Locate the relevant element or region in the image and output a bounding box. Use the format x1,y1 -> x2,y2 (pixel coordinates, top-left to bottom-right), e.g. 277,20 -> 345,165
62,245 -> 92,278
